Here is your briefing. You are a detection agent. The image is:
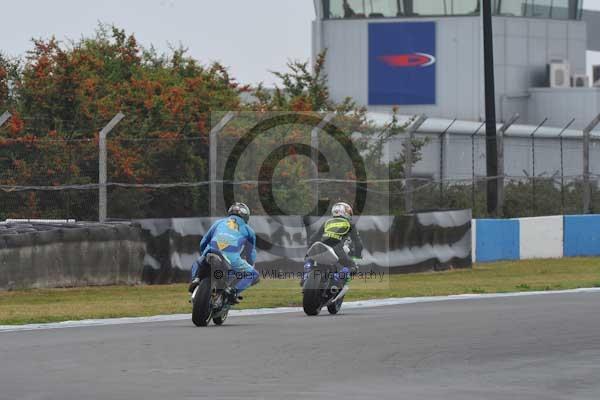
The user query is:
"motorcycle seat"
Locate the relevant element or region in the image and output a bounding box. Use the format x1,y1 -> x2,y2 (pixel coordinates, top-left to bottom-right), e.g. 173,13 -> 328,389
206,253 -> 231,270
307,242 -> 340,266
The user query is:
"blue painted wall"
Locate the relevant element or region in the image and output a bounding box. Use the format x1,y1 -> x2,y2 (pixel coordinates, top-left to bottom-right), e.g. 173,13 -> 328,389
564,215 -> 600,257
476,219 -> 520,262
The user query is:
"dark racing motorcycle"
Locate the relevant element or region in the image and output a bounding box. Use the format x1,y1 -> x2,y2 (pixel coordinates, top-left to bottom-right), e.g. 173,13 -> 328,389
302,242 -> 350,316
191,253 -> 236,327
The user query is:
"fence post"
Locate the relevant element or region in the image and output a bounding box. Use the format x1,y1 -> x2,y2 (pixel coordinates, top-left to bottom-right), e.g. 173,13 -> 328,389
530,118 -> 548,216
558,119 -> 576,214
404,115 -> 427,213
99,112 -> 125,223
582,113 -> 600,214
497,114 -> 520,218
0,111 -> 11,128
439,119 -> 456,208
311,113 -> 335,215
209,112 -> 238,217
471,122 -> 486,214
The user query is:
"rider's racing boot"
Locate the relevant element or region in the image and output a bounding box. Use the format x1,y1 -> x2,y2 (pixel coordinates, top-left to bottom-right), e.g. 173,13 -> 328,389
224,287 -> 242,305
188,278 -> 201,294
341,267 -> 352,295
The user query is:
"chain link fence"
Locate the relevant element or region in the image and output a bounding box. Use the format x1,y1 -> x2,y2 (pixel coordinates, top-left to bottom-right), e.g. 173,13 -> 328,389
1,112 -> 599,220
389,129 -> 600,218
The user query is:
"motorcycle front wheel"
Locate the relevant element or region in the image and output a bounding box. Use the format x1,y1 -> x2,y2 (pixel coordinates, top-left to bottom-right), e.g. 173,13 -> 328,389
327,296 -> 344,315
213,314 -> 227,325
213,304 -> 229,326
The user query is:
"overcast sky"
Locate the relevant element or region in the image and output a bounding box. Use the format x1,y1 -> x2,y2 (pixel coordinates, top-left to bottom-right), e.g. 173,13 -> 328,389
0,0 -> 599,86
0,0 -> 315,86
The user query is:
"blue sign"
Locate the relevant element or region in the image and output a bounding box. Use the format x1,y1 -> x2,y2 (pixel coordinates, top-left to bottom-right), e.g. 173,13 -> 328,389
369,22 -> 436,105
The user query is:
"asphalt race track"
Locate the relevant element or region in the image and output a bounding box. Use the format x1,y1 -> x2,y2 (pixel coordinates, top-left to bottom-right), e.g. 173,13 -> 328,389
1,292 -> 600,400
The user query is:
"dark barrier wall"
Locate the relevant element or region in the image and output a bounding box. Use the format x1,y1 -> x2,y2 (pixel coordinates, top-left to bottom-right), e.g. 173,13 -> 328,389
0,222 -> 145,290
139,210 -> 472,284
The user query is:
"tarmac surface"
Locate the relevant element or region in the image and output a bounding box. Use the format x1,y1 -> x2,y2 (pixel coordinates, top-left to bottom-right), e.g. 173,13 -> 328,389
1,291 -> 600,400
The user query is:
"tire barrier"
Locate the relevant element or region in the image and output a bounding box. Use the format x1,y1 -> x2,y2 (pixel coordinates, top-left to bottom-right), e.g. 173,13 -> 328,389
138,210 -> 473,284
0,222 -> 145,290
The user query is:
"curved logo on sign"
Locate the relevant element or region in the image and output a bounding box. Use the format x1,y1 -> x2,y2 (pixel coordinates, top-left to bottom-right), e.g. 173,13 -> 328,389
379,53 -> 436,68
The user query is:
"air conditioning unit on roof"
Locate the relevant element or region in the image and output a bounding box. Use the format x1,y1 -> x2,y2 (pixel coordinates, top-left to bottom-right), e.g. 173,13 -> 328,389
572,74 -> 590,88
593,65 -> 600,87
548,61 -> 570,88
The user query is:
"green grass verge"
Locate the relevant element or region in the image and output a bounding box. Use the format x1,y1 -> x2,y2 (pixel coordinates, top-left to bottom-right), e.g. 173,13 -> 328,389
1,258 -> 600,325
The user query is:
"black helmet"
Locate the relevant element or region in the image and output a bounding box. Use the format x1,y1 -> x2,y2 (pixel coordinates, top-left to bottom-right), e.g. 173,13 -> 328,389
228,202 -> 251,223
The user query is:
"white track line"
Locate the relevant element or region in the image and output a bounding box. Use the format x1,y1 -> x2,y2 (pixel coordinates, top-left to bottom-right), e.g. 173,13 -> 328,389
2,287 -> 600,333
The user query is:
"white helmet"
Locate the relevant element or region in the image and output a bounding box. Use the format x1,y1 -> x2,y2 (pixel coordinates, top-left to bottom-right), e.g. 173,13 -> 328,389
332,202 -> 353,220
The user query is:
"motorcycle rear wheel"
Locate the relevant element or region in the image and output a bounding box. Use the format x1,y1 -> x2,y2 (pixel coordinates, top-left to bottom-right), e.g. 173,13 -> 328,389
302,271 -> 323,316
192,278 -> 213,327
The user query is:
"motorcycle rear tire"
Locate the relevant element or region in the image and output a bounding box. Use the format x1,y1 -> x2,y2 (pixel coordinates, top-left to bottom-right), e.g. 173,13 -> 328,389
302,271 -> 323,316
192,278 -> 213,327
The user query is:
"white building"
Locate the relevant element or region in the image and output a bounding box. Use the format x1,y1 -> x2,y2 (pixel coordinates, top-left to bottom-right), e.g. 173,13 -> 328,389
312,0 -> 600,130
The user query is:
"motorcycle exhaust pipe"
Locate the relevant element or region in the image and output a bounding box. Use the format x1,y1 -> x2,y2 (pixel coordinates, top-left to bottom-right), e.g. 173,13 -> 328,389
328,285 -> 349,306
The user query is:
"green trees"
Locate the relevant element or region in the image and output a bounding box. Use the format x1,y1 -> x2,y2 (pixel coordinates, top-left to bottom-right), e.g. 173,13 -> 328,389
15,26 -> 241,133
0,53 -> 18,111
1,26 -> 243,219
2,26 -> 414,219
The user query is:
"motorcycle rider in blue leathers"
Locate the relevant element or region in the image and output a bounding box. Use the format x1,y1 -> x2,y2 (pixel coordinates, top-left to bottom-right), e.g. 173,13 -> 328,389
189,203 -> 259,304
